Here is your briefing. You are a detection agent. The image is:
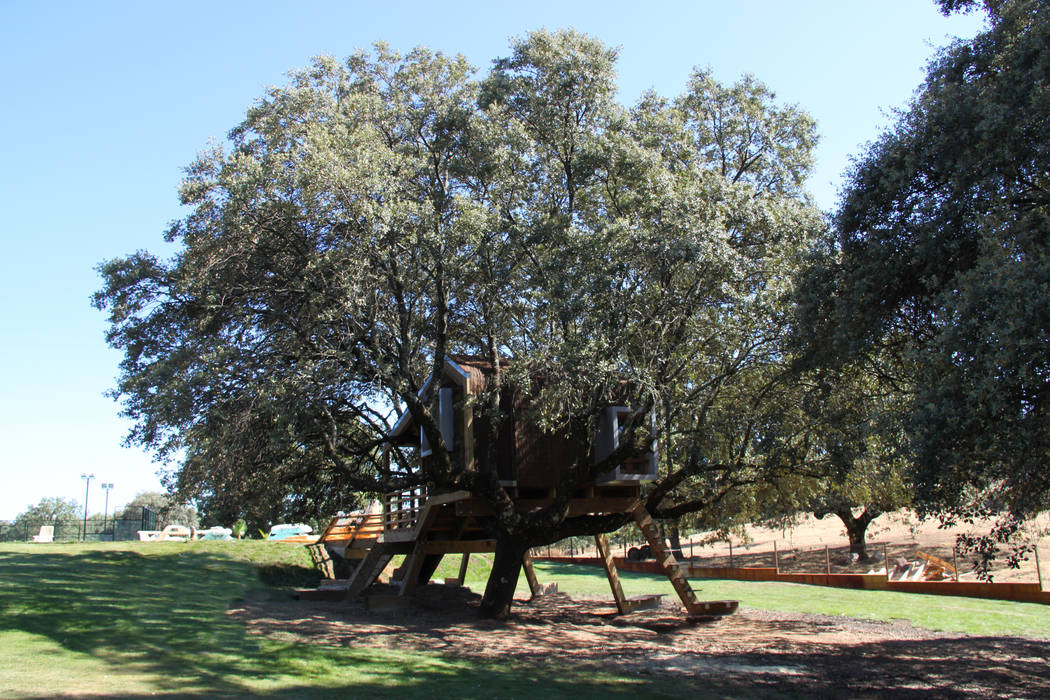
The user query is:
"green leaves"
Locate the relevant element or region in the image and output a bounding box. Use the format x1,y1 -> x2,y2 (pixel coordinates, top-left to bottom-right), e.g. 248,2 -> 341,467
97,30 -> 823,536
797,0 -> 1050,518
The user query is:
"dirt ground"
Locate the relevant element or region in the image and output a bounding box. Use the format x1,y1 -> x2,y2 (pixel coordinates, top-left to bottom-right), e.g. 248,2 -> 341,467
593,510 -> 1050,583
229,584 -> 1049,698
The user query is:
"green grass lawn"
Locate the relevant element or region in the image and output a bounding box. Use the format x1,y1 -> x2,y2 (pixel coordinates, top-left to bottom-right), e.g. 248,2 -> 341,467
0,542 -> 724,699
1,542 -> 1046,698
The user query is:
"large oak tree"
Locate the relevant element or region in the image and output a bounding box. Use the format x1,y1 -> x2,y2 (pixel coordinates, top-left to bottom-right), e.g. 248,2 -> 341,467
796,1 -> 1050,553
96,30 -> 825,617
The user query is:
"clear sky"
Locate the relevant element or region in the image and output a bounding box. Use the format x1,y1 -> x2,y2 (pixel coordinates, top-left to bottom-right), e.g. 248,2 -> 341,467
0,2 -> 986,520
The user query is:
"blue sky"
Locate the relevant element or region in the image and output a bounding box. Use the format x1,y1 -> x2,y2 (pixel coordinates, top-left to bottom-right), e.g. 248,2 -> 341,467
0,2 -> 985,520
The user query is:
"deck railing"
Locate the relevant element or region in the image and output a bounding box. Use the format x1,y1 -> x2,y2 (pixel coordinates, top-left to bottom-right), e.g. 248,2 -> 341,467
383,488 -> 427,531
350,512 -> 386,540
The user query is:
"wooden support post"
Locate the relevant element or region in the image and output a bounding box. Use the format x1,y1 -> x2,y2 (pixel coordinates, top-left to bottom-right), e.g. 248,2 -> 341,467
396,494 -> 444,598
397,546 -> 428,598
458,552 -> 470,582
689,539 -> 694,560
595,534 -> 628,614
347,543 -> 394,597
953,546 -> 960,582
729,541 -> 734,569
884,544 -> 890,579
773,540 -> 779,573
1036,545 -> 1043,591
521,550 -> 542,598
825,545 -> 831,578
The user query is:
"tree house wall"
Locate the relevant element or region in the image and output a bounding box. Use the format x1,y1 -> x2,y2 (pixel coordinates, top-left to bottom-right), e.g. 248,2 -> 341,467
396,356 -> 658,492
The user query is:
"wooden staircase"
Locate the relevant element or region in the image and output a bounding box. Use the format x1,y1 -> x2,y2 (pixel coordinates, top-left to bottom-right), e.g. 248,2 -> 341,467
307,506 -> 385,578
629,501 -> 738,618
330,491 -> 481,598
347,542 -> 396,597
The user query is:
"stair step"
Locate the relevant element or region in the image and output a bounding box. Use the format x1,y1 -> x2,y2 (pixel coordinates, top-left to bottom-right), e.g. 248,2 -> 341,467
620,593 -> 665,613
684,600 -> 739,618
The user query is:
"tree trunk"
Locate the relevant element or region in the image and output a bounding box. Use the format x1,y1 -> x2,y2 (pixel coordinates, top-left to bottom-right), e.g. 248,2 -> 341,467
479,535 -> 528,620
835,507 -> 880,562
846,524 -> 869,561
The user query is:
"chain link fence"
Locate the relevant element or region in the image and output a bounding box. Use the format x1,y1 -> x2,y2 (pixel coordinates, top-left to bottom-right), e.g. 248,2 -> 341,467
0,506 -> 158,543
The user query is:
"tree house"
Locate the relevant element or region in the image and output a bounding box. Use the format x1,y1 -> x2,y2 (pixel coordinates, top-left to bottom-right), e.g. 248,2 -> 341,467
307,356 -> 737,618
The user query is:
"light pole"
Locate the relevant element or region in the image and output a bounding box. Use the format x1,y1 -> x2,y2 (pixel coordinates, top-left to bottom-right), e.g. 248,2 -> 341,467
101,483 -> 114,540
81,473 -> 94,542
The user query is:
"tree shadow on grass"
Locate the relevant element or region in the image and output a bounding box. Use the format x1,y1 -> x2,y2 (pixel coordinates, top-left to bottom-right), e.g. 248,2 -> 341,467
0,550 -> 698,698
256,562 -> 322,589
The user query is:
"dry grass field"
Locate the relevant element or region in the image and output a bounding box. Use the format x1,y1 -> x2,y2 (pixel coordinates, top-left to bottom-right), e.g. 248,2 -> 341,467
602,509 -> 1050,584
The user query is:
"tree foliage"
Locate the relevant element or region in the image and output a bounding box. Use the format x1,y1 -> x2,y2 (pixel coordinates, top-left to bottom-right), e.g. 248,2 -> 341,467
15,497 -> 81,523
12,497 -> 82,541
96,30 -> 825,616
116,491 -> 199,530
797,0 -> 1050,523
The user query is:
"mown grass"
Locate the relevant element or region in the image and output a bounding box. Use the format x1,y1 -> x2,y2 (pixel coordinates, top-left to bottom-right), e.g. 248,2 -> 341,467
0,542 -> 756,699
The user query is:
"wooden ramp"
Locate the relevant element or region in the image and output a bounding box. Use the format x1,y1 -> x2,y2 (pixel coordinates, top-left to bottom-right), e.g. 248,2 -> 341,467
629,501 -> 738,619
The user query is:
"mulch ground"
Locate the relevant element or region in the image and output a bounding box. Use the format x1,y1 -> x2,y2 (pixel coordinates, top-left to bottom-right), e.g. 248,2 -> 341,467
228,584 -> 1050,698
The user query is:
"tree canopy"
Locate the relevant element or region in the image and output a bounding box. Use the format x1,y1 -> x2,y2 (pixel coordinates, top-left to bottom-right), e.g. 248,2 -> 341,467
12,497 -> 82,541
796,0 -> 1050,525
116,491 -> 199,530
16,497 -> 80,523
96,30 -> 826,616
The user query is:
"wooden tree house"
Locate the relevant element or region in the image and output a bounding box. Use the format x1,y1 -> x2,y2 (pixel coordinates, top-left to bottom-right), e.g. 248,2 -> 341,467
307,356 -> 737,618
